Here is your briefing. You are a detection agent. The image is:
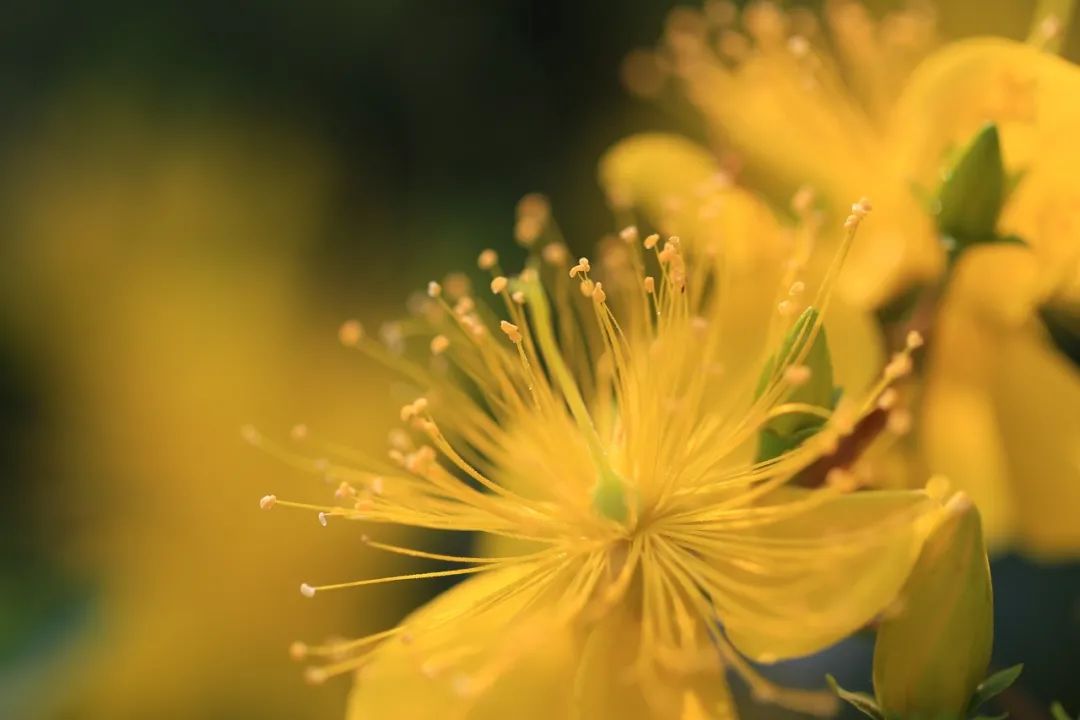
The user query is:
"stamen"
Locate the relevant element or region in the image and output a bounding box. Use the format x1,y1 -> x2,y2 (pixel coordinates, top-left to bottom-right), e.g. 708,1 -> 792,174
499,321 -> 523,343
338,320 -> 364,347
477,249 -> 499,271
259,494 -> 277,510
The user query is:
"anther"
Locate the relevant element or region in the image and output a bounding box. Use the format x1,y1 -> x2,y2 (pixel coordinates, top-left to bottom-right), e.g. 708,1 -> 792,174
643,233 -> 660,250
318,512 -> 329,527
619,226 -> 639,243
499,320 -> 523,343
782,364 -> 811,386
304,667 -> 327,685
300,583 -> 317,598
877,387 -> 899,411
825,468 -> 858,492
259,494 -> 277,510
511,290 -> 526,304
791,186 -> 816,215
477,249 -> 498,270
644,276 -> 655,294
887,408 -> 912,435
490,276 -> 508,294
787,34 -> 810,57
430,335 -> 450,355
338,320 -> 364,347
777,299 -> 796,317
592,282 -> 607,304
884,353 -> 913,380
427,281 -> 442,298
515,216 -> 542,246
924,475 -> 951,502
289,641 -> 308,661
788,280 -> 805,296
542,243 -> 569,266
905,330 -> 924,350
945,491 -> 974,514
240,425 -> 264,447
290,424 -> 308,441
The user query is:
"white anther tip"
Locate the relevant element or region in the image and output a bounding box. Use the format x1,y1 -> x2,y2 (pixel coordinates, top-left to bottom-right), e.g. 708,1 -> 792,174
300,583 -> 317,598
318,512 -> 329,527
259,494 -> 277,510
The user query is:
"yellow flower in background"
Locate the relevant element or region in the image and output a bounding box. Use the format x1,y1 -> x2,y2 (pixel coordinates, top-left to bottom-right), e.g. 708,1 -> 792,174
263,197 -> 944,719
604,0 -> 1080,556
0,96 -> 411,719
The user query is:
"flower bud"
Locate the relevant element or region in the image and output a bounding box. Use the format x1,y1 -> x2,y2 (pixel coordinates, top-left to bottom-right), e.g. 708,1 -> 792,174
873,492 -> 993,719
936,123 -> 1005,249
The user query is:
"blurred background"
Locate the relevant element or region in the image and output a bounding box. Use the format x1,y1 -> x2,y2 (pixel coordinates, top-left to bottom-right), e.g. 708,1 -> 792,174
0,1 -> 1075,719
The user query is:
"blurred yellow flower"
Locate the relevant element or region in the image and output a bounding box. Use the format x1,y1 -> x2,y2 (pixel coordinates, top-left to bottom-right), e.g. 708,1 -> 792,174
266,199 -> 943,719
603,0 -> 1080,556
0,96 -> 409,718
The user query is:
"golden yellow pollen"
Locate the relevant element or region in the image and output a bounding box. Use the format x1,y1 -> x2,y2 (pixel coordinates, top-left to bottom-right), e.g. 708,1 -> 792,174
338,319 -> 363,347
427,281 -> 442,298
499,320 -> 523,343
643,233 -> 660,249
259,494 -> 277,510
619,225 -> 639,243
430,334 -> 450,355
490,276 -> 509,294
477,249 -> 498,271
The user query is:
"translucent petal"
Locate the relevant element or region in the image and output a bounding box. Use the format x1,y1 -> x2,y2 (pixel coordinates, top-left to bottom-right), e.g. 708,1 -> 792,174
719,489 -> 936,662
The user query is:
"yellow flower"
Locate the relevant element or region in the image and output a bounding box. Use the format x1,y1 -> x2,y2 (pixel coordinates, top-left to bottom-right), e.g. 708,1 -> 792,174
265,196 -> 943,718
603,0 -> 1080,556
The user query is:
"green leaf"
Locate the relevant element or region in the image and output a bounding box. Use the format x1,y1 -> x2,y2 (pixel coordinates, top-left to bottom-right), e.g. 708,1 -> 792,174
826,675 -> 884,720
937,123 -> 1005,246
971,714 -> 1009,720
754,306 -> 836,461
966,665 -> 1024,716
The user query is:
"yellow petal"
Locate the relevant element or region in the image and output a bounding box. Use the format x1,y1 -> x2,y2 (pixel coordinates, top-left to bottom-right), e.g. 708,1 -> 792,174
920,243 -> 1080,555
598,133 -> 725,227
889,38 -> 1080,190
720,489 -> 937,662
347,566 -> 576,720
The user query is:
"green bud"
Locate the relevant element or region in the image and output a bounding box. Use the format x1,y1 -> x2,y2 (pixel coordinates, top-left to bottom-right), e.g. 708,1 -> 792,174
936,123 -> 1005,249
873,493 -> 993,719
755,307 -> 837,461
